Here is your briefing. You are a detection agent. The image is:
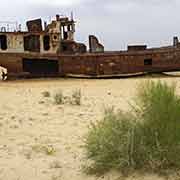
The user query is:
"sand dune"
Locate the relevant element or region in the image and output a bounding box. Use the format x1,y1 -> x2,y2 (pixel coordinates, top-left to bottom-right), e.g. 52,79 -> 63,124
0,77 -> 179,180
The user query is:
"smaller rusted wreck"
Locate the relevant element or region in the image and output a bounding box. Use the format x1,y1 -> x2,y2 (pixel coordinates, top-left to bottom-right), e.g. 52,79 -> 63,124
0,14 -> 180,79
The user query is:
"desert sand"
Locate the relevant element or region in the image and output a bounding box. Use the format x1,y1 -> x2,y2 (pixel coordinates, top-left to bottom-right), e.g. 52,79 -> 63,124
0,77 -> 179,180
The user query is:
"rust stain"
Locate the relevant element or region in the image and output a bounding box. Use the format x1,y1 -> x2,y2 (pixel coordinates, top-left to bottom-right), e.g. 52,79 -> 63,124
0,14 -> 179,79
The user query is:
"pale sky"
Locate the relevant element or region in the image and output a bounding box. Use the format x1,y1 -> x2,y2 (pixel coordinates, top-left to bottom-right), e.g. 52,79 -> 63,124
0,0 -> 180,50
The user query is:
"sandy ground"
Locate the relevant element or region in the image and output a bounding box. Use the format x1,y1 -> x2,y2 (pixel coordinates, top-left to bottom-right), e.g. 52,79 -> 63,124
0,77 -> 179,180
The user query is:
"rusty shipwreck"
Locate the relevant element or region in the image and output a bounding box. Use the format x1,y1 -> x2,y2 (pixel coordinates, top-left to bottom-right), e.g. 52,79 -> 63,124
0,14 -> 180,79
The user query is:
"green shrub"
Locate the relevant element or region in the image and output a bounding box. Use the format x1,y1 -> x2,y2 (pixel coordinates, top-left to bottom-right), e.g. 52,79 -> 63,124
54,91 -> 64,104
84,108 -> 135,174
134,81 -> 180,170
84,81 -> 180,174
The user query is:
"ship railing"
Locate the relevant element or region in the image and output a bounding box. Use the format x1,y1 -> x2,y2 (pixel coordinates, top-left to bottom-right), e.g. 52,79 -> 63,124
0,21 -> 21,32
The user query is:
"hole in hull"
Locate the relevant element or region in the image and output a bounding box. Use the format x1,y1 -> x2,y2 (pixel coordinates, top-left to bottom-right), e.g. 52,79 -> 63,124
144,58 -> 152,66
23,58 -> 59,76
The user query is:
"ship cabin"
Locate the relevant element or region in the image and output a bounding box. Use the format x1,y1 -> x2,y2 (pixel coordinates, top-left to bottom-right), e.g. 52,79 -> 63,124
0,14 -> 87,55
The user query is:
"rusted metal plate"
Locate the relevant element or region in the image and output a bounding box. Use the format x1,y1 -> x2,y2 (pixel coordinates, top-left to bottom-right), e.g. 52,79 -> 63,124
0,48 -> 179,78
26,19 -> 42,32
1,15 -> 180,79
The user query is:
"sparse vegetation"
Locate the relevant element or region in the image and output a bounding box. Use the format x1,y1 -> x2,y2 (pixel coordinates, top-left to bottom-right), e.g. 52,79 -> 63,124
53,89 -> 82,105
54,90 -> 64,104
39,100 -> 45,104
50,160 -> 62,169
42,91 -> 51,97
51,173 -> 62,180
84,81 -> 180,174
71,89 -> 81,105
44,145 -> 56,156
31,144 -> 56,156
23,150 -> 32,160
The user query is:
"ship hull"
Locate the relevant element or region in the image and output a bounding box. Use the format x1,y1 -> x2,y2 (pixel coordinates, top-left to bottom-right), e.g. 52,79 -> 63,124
1,47 -> 180,78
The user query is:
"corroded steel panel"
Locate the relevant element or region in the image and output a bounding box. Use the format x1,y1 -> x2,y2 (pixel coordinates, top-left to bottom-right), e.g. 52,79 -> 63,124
1,15 -> 180,78
26,19 -> 42,32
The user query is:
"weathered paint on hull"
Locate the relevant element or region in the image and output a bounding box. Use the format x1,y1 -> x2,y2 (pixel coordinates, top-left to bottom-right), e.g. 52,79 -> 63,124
0,47 -> 180,78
